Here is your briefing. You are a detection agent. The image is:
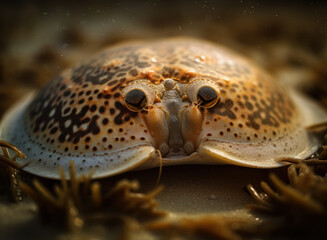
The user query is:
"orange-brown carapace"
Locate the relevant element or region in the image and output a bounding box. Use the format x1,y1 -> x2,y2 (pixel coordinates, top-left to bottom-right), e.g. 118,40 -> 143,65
1,38 -> 326,179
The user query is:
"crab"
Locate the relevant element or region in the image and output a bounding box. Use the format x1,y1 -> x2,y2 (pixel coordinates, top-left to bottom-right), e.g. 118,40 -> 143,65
0,38 -> 326,179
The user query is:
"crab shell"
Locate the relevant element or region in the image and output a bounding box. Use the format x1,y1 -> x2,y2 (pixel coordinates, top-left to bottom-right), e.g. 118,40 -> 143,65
0,38 -> 326,179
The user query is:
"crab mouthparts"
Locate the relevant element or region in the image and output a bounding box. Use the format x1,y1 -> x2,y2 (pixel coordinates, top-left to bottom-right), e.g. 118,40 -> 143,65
144,90 -> 203,158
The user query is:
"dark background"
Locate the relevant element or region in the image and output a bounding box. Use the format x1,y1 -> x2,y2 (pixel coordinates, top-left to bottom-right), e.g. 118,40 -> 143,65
1,0 -> 327,115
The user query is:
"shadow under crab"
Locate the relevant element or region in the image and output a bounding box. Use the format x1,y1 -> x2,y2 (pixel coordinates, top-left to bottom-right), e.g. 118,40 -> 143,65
1,137 -> 327,239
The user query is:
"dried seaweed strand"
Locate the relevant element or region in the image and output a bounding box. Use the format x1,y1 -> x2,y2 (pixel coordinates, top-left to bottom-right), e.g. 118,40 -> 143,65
0,154 -> 21,169
0,140 -> 26,159
247,162 -> 327,238
248,163 -> 327,215
20,161 -> 166,230
246,185 -> 275,212
280,157 -> 327,165
68,161 -> 81,208
0,140 -> 27,202
260,181 -> 284,203
270,173 -> 324,214
147,214 -> 259,240
105,180 -> 166,218
91,182 -> 102,209
246,185 -> 268,205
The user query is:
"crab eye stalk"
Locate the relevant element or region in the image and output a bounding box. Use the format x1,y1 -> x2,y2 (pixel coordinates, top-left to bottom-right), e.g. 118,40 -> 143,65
124,89 -> 147,111
197,86 -> 219,108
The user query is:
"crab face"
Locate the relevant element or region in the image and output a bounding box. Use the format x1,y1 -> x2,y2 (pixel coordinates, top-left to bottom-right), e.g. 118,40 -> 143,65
121,77 -> 221,158
0,38 -> 325,179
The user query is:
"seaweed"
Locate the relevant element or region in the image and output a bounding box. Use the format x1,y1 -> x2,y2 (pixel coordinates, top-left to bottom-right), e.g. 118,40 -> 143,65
247,163 -> 327,238
0,140 -> 27,202
19,161 -> 166,231
147,214 -> 261,240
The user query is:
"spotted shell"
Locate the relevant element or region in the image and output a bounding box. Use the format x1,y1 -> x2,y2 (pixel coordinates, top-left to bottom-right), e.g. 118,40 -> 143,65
1,38 -> 326,179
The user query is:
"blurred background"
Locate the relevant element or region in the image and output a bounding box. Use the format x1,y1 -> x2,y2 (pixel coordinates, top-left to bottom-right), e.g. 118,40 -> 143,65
1,1 -> 327,239
1,0 -> 327,115
0,0 -> 327,116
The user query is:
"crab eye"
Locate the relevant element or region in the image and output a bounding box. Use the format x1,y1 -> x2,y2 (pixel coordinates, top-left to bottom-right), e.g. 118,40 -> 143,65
197,86 -> 219,108
124,89 -> 147,111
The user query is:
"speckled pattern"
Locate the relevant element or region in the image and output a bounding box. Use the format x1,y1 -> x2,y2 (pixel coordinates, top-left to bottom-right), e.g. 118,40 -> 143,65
0,38 -> 320,178
28,39 -> 295,151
